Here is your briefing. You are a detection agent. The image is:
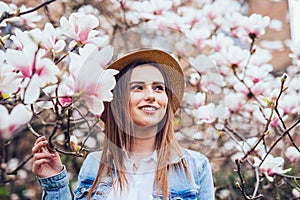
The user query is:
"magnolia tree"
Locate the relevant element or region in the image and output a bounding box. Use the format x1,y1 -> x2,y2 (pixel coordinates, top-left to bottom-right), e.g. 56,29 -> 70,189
0,0 -> 299,199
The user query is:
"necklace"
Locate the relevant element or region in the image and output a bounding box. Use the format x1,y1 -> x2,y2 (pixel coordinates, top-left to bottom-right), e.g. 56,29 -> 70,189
133,162 -> 139,172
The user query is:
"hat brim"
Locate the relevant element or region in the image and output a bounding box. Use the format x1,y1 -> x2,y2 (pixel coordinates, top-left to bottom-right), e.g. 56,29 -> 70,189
107,49 -> 184,112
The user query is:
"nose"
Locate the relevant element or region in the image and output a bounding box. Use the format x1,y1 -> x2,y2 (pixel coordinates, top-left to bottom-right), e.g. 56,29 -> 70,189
144,85 -> 155,102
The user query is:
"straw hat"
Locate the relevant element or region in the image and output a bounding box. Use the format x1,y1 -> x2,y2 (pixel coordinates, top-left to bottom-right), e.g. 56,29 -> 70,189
107,48 -> 184,112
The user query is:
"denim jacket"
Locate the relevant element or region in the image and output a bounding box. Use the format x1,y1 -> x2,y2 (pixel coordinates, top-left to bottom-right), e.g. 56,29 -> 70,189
38,148 -> 215,200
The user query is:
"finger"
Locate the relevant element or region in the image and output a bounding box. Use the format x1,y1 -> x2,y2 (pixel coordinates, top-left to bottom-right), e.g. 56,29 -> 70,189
34,136 -> 46,145
33,152 -> 56,161
32,159 -> 51,171
32,140 -> 48,154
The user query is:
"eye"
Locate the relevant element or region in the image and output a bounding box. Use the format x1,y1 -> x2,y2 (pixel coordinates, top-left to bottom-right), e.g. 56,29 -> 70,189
131,85 -> 143,91
153,84 -> 165,91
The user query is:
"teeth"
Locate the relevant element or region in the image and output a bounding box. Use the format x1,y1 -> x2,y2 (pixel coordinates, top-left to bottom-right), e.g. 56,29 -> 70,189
141,106 -> 156,111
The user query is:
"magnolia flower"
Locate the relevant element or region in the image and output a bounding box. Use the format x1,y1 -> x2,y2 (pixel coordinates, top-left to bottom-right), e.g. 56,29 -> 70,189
253,154 -> 291,182
236,137 -> 265,156
69,45 -> 118,115
279,92 -> 300,115
0,104 -> 32,139
224,92 -> 245,113
10,28 -> 41,50
70,135 -> 80,152
206,33 -> 234,53
249,47 -> 273,66
5,44 -> 59,104
184,92 -> 206,109
237,13 -> 270,42
223,45 -> 250,70
60,13 -> 106,48
189,54 -> 216,74
192,103 -> 225,124
41,23 -> 66,54
285,146 -> 300,163
185,25 -> 211,50
0,51 -> 20,96
69,44 -> 113,74
127,0 -> 173,16
8,5 -> 42,28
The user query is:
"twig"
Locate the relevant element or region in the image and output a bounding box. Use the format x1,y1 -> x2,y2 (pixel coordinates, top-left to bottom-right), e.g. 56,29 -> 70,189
0,0 -> 57,24
7,155 -> 33,175
259,116 -> 300,168
235,159 -> 264,199
27,123 -> 41,138
55,148 -> 84,157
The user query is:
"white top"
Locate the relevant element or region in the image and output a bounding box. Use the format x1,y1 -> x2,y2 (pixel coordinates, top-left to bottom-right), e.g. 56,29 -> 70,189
106,151 -> 157,200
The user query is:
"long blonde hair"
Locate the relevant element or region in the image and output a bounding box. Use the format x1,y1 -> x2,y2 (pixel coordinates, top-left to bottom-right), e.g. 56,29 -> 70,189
87,62 -> 189,200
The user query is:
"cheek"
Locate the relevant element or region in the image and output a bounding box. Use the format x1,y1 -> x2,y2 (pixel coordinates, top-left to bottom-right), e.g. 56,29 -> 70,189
159,94 -> 168,108
129,92 -> 142,105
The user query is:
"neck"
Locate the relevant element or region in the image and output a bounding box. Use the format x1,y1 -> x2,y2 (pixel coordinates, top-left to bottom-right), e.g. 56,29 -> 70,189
130,124 -> 157,154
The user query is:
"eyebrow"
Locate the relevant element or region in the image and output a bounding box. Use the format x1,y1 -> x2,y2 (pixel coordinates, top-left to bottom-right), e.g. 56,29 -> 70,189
129,81 -> 165,85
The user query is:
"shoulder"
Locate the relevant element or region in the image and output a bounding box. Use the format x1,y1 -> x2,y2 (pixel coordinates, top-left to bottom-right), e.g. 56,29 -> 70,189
78,151 -> 102,178
181,148 -> 209,163
84,151 -> 102,163
180,148 -> 213,189
180,148 -> 211,172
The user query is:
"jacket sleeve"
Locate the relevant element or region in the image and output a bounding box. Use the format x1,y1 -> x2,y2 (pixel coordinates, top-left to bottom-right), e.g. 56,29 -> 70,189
197,159 -> 215,200
37,166 -> 72,200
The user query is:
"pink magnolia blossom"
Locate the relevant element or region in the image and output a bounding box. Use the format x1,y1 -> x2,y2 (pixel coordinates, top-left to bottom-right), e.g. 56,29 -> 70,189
41,23 -> 66,54
127,0 -> 173,16
253,154 -> 291,182
249,47 -> 273,66
279,92 -> 300,115
189,54 -> 223,94
236,137 -> 265,156
10,28 -> 41,50
224,91 -> 245,113
222,12 -> 246,37
285,146 -> 300,163
206,33 -> 234,53
189,54 -> 216,73
60,13 -> 106,48
192,103 -> 225,124
69,45 -> 118,115
185,25 -> 211,50
0,51 -> 20,96
0,104 -> 32,139
5,44 -> 59,104
212,45 -> 249,76
246,64 -> 273,83
177,6 -> 203,27
237,13 -> 270,42
224,45 -> 249,69
184,92 -> 206,109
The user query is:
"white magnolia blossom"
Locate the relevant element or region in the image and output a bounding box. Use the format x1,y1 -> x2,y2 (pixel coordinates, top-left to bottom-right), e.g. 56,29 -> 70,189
253,154 -> 291,182
0,104 -> 32,139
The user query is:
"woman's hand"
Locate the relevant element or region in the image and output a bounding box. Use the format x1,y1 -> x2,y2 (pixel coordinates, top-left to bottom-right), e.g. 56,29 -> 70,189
32,136 -> 63,178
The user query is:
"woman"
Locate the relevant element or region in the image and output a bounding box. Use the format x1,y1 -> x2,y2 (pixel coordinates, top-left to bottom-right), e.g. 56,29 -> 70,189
32,49 -> 215,199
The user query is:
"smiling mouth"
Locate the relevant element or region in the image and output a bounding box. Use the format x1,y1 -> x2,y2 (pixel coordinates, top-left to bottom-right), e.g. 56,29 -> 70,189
139,105 -> 159,112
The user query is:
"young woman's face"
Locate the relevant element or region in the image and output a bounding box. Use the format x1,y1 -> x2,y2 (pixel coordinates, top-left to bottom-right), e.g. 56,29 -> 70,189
129,64 -> 168,128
